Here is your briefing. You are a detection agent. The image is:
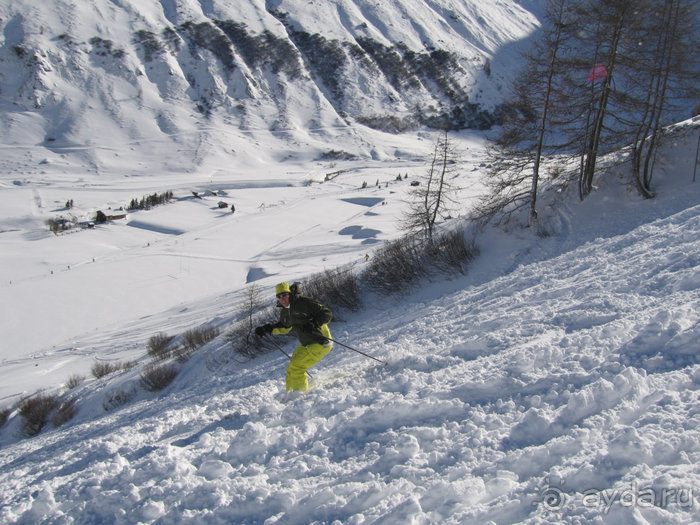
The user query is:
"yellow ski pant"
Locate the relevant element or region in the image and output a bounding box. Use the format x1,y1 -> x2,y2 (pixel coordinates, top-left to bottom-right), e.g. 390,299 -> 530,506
286,343 -> 331,392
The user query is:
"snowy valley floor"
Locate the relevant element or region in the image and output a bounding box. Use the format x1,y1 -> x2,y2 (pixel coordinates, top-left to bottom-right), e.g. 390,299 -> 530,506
0,184 -> 698,523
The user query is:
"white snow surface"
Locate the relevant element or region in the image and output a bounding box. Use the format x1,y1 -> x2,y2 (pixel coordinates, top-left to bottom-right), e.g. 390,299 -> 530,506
0,0 -> 698,521
0,117 -> 698,523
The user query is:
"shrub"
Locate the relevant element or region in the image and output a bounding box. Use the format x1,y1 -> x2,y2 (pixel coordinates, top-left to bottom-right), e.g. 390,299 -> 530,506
0,407 -> 10,428
182,325 -> 220,352
361,229 -> 478,295
354,37 -> 417,92
318,150 -> 356,161
547,164 -> 565,180
225,321 -> 255,360
357,114 -> 417,133
103,387 -> 136,411
91,361 -> 120,379
64,374 -> 85,390
45,216 -> 76,233
179,21 -> 236,72
427,230 -> 479,275
162,27 -> 181,53
140,363 -> 179,392
13,45 -> 28,59
45,217 -> 58,233
148,333 -> 175,361
171,346 -> 193,364
18,393 -> 60,436
223,286 -> 279,362
52,398 -> 78,427
362,234 -> 427,295
91,360 -> 133,379
301,266 -> 362,313
287,29 -> 346,102
89,36 -> 112,53
133,29 -> 163,62
213,20 -> 302,78
225,311 -> 279,360
88,37 -> 124,59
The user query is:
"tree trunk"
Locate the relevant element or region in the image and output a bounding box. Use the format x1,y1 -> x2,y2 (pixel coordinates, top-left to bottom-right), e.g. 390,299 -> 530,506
530,1 -> 567,226
579,1 -> 630,200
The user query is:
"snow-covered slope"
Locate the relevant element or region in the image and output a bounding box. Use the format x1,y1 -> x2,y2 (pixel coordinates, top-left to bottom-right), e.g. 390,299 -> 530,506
0,119 -> 698,523
1,0 -> 698,522
0,129 -> 490,403
0,0 -> 538,176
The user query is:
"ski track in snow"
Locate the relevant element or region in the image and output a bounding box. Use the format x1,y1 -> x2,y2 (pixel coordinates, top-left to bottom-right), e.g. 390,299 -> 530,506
1,199 -> 698,523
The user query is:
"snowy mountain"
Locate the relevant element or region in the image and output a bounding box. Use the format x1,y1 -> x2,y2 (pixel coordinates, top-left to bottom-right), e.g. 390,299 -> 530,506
0,0 -> 539,176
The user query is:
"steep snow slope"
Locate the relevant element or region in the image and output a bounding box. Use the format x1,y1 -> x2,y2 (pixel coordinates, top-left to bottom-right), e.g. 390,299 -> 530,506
0,120 -> 698,523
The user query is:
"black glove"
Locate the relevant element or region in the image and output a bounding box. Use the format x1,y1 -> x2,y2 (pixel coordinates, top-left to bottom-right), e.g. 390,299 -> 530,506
255,324 -> 273,336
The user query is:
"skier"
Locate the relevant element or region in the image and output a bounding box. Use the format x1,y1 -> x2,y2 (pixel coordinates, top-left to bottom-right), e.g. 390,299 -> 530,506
255,282 -> 333,392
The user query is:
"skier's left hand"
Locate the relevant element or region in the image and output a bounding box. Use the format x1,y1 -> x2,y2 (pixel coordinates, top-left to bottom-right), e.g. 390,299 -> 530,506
255,324 -> 273,336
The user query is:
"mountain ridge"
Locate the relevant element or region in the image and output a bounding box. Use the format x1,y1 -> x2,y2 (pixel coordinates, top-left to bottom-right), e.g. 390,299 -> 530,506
0,0 -> 540,174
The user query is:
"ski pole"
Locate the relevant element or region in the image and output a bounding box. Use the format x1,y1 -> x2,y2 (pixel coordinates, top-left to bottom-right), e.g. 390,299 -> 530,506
265,335 -> 292,360
324,336 -> 387,366
263,335 -> 313,378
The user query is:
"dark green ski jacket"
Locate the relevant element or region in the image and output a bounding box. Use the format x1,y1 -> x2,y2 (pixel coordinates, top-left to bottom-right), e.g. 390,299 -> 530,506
271,292 -> 333,347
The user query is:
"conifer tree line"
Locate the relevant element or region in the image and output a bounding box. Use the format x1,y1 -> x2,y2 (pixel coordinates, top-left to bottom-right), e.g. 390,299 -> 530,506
479,0 -> 699,227
127,191 -> 174,211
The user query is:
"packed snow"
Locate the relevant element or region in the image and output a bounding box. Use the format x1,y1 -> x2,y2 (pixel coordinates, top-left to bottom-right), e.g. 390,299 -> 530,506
1,116 -> 698,522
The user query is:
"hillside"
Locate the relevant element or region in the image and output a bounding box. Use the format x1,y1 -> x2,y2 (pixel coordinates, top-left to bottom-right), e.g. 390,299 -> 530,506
0,0 -> 546,403
0,0 -> 538,178
1,117 -> 698,522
